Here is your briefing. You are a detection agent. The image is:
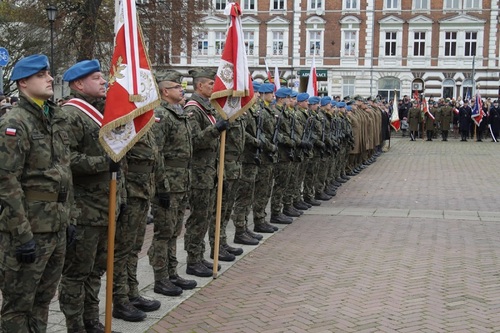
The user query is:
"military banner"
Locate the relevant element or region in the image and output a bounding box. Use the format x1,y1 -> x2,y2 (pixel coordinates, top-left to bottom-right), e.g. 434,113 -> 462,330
471,91 -> 485,126
306,53 -> 317,97
390,91 -> 400,131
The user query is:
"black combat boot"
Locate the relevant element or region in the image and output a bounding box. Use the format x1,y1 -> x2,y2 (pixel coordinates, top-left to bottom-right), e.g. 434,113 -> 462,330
129,295 -> 161,312
169,274 -> 197,290
283,205 -> 300,217
223,243 -> 243,256
234,231 -> 259,245
210,245 -> 235,262
186,262 -> 212,277
246,228 -> 263,240
254,222 -> 276,233
293,201 -> 309,210
201,259 -> 221,270
154,278 -> 183,296
304,197 -> 321,206
315,192 -> 332,201
270,212 -> 293,224
84,319 -> 122,333
112,302 -> 147,322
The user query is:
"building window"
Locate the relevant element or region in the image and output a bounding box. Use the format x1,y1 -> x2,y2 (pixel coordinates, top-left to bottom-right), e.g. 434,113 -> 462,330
385,0 -> 399,9
444,0 -> 460,9
444,31 -> 457,56
464,0 -> 480,9
413,0 -> 428,10
377,77 -> 400,101
272,31 -> 284,55
309,30 -> 322,55
309,0 -> 323,10
272,0 -> 285,10
241,0 -> 256,10
243,31 -> 255,56
214,0 -> 226,10
197,32 -> 208,56
344,0 -> 358,10
343,77 -> 355,98
443,78 -> 455,99
344,31 -> 357,56
413,32 -> 425,56
215,31 -> 226,55
385,32 -> 397,56
464,31 -> 477,56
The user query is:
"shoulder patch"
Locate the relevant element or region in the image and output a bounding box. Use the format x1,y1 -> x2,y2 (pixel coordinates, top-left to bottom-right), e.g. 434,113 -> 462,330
155,117 -> 161,123
5,128 -> 17,136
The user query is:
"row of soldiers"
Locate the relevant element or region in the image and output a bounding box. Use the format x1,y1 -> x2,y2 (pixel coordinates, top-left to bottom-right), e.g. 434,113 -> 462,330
0,54 -> 385,333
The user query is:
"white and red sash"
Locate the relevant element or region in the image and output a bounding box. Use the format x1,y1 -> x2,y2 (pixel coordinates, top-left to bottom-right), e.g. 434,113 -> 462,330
64,98 -> 103,127
185,100 -> 216,124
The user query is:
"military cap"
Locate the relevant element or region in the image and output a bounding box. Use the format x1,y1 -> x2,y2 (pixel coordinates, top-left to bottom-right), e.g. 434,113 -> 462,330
308,96 -> 320,105
189,67 -> 217,79
63,59 -> 101,82
346,105 -> 352,111
252,81 -> 262,92
331,100 -> 337,107
337,102 -> 346,108
11,54 -> 50,81
290,90 -> 298,98
343,95 -> 351,100
275,87 -> 292,98
320,96 -> 332,106
494,100 -> 499,103
297,92 -> 309,102
155,70 -> 183,84
258,83 -> 275,94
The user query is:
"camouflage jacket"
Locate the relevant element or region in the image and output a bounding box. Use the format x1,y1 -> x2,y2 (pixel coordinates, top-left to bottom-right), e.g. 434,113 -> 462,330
275,104 -> 294,163
242,103 -> 274,165
153,100 -> 192,193
0,94 -> 75,245
124,129 -> 168,200
185,93 -> 221,189
259,101 -> 278,164
62,90 -> 123,226
224,115 -> 246,180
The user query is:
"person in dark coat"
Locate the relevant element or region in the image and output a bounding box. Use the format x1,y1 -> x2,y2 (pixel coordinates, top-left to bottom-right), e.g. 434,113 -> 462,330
489,100 -> 500,141
458,100 -> 472,141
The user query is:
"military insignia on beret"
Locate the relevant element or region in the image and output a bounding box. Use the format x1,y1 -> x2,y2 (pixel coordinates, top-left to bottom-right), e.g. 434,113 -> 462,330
5,128 -> 17,136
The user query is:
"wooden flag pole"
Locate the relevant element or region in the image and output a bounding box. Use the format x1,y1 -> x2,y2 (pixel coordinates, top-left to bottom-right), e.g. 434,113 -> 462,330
105,172 -> 117,333
213,130 -> 226,278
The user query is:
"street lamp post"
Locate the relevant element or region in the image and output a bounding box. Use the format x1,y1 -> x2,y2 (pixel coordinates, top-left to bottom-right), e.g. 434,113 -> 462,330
46,5 -> 57,100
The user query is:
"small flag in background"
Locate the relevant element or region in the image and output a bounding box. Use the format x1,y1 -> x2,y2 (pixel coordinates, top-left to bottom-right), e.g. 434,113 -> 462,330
274,65 -> 281,90
98,0 -> 160,162
422,97 -> 435,120
390,91 -> 400,131
471,91 -> 485,126
264,59 -> 272,83
210,2 -> 256,121
306,53 -> 318,97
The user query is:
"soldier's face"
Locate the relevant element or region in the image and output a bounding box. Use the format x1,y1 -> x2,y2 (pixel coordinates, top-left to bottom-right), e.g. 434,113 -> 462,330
262,92 -> 274,103
77,72 -> 106,98
200,79 -> 214,98
163,81 -> 184,103
19,70 -> 53,100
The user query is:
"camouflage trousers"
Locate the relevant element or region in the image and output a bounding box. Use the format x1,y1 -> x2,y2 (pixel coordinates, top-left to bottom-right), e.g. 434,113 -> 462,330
253,163 -> 274,224
283,161 -> 301,207
59,225 -> 108,329
148,192 -> 188,281
113,197 -> 149,304
185,187 -> 216,264
315,158 -> 329,195
209,178 -> 243,247
303,158 -> 320,200
271,161 -> 292,215
0,230 -> 66,333
232,163 -> 258,227
327,154 -> 338,184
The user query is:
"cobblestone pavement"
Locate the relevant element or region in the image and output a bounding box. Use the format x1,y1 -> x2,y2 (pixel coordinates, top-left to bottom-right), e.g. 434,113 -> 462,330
41,136 -> 500,332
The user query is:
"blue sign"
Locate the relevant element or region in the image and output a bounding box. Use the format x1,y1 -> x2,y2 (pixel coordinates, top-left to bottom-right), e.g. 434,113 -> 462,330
0,48 -> 9,66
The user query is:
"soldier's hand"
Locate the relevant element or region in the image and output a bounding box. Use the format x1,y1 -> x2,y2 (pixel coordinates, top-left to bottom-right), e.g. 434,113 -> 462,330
157,193 -> 170,209
16,239 -> 36,264
215,119 -> 230,132
66,225 -> 77,248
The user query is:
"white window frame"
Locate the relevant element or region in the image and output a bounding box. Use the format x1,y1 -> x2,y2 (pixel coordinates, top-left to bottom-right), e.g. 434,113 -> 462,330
413,0 -> 429,10
272,31 -> 284,56
343,0 -> 358,10
384,31 -> 397,56
384,0 -> 400,10
342,77 -> 355,98
343,30 -> 357,57
308,30 -> 322,56
243,30 -> 255,56
413,31 -> 426,57
308,0 -> 324,10
444,31 -> 457,56
464,0 -> 481,9
241,0 -> 257,11
444,0 -> 460,10
196,31 -> 209,56
214,31 -> 226,56
464,31 -> 477,57
214,0 -> 227,11
271,0 -> 286,10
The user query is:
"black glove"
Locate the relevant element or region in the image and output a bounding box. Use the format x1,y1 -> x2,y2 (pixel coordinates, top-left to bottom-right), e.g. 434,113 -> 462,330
16,239 -> 36,264
215,119 -> 230,132
66,225 -> 76,248
109,158 -> 120,173
157,193 -> 170,209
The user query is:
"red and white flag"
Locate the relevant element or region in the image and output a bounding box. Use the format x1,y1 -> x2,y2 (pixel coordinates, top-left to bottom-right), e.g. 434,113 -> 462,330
210,2 -> 256,121
390,92 -> 400,131
264,59 -> 272,83
99,0 -> 159,161
471,91 -> 485,126
306,53 -> 317,97
422,97 -> 435,120
274,65 -> 281,90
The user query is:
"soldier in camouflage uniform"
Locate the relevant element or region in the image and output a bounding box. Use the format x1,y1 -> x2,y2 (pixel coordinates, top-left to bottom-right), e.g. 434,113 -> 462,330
233,82 -> 277,235
184,68 -> 229,277
303,97 -> 323,206
0,55 -> 75,333
252,83 -> 281,229
58,60 -> 121,333
439,100 -> 453,141
313,97 -> 334,201
148,71 -> 197,297
112,128 -> 168,322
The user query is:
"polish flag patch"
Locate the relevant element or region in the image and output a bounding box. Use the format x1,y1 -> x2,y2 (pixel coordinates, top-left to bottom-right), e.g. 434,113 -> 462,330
5,128 -> 17,136
155,117 -> 161,123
